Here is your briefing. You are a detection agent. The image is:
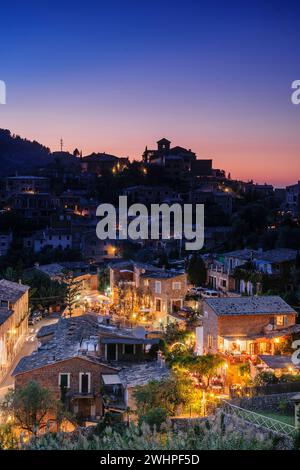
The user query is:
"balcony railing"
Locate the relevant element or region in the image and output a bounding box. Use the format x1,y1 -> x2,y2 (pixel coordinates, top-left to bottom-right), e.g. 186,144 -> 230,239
221,400 -> 296,437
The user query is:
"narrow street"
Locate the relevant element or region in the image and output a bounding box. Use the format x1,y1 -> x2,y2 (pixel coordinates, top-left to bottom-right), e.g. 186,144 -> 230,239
0,317 -> 59,401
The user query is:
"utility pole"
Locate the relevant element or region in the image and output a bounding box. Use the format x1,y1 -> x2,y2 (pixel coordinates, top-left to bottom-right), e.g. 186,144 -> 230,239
60,138 -> 63,152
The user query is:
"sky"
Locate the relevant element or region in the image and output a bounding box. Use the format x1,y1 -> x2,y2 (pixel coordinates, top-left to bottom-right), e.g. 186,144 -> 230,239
0,0 -> 299,187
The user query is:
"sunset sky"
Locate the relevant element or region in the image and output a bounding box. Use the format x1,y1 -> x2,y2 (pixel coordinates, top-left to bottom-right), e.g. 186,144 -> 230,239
0,0 -> 299,187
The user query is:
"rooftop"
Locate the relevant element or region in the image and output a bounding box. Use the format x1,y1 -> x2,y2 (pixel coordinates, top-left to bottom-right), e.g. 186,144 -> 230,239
254,249 -> 298,264
221,249 -> 258,260
34,263 -> 64,278
0,279 -> 30,303
118,362 -> 170,387
13,315 -> 100,375
13,315 -> 160,376
141,270 -> 185,280
204,296 -> 296,316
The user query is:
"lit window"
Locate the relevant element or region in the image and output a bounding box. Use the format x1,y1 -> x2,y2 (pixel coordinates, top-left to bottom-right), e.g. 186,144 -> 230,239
155,298 -> 162,312
276,315 -> 285,326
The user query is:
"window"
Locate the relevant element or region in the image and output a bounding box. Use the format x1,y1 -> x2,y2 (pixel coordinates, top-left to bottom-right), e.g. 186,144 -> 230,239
155,281 -> 161,294
221,279 -> 227,288
172,282 -> 181,290
59,373 -> 70,389
276,315 -> 286,326
79,372 -> 91,394
155,298 -> 162,312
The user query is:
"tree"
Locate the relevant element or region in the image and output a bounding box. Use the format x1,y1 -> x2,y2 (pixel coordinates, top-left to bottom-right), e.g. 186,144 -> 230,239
132,377 -> 183,417
0,424 -> 18,450
62,270 -> 82,317
187,254 -> 207,286
0,381 -> 60,436
171,353 -> 224,390
139,407 -> 168,431
192,354 -> 225,389
98,267 -> 109,293
22,270 -> 66,310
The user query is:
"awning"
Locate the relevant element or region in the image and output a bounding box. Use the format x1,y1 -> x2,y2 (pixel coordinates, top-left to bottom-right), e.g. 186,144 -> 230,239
258,355 -> 300,370
102,374 -> 122,385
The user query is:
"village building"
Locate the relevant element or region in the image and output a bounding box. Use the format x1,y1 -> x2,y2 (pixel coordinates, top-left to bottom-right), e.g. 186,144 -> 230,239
199,296 -> 299,356
23,228 -> 72,252
3,175 -> 50,196
142,138 -> 213,178
13,315 -> 165,424
0,230 -> 13,257
109,261 -> 188,326
80,153 -> 129,176
123,185 -> 181,206
0,279 -> 30,380
285,180 -> 300,216
207,248 -> 298,295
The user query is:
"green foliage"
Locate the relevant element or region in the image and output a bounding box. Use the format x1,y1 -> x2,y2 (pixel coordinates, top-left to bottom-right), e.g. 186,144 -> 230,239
0,424 -> 18,450
62,270 -> 82,316
23,418 -> 276,450
0,381 -> 61,435
278,399 -> 288,415
171,353 -> 224,390
164,322 -> 191,345
98,267 -> 109,293
139,407 -> 168,431
22,270 -> 66,309
239,362 -> 251,377
132,377 -> 183,417
254,371 -> 279,386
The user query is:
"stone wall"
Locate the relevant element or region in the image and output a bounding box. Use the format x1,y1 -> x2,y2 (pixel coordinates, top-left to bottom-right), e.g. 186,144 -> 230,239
231,392 -> 297,414
217,410 -> 294,450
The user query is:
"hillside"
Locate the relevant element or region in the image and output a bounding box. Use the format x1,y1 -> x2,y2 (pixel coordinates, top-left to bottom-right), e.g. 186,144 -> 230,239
0,129 -> 51,175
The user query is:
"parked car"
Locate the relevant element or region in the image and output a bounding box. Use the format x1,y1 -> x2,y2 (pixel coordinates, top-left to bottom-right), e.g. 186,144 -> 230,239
30,311 -> 42,322
28,315 -> 36,326
201,289 -> 219,298
33,312 -> 42,322
188,286 -> 205,296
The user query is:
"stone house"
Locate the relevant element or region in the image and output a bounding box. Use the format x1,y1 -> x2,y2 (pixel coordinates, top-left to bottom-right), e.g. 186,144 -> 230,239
13,315 -> 164,424
110,260 -> 188,326
199,296 -> 299,356
139,270 -> 188,326
13,355 -> 120,421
